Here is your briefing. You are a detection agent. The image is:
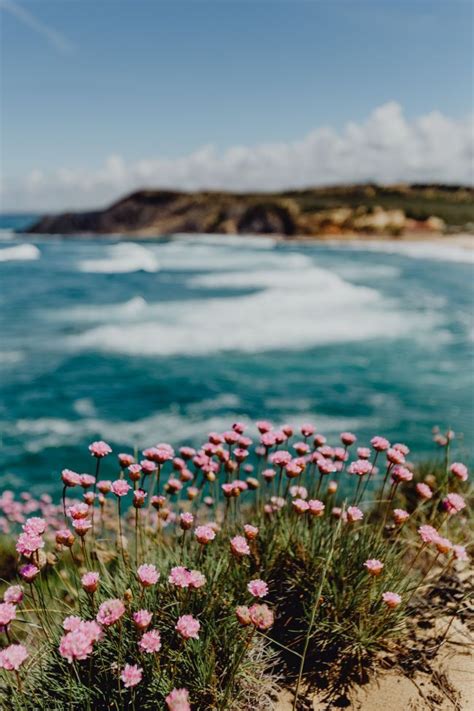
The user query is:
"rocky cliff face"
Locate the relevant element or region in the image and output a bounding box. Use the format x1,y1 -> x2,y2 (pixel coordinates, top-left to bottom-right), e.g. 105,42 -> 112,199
26,185 -> 473,237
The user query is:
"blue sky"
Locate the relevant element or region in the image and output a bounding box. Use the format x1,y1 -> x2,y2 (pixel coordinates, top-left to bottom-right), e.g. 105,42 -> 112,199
1,0 -> 472,210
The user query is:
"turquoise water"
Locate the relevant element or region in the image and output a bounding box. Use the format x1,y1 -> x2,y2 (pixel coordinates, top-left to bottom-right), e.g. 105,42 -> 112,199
1,218 -> 473,492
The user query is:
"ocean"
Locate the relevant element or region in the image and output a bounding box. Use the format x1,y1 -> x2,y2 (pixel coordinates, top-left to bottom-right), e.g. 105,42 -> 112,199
1,217 -> 473,493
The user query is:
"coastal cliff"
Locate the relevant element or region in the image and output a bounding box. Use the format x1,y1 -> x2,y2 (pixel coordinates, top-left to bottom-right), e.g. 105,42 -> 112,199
26,184 -> 474,237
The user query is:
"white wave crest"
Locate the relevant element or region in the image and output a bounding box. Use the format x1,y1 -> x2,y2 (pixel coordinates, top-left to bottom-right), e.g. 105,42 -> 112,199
70,262 -> 440,356
78,243 -> 160,273
326,239 -> 474,264
0,244 -> 41,262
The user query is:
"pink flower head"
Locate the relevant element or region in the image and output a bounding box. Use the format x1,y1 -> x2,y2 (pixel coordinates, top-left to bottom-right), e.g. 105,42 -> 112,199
195,525 -> 216,545
96,598 -> 125,627
16,531 -> 44,557
230,535 -> 250,557
188,570 -> 206,589
140,459 -> 157,474
262,468 -> 276,482
111,479 -> 131,497
334,447 -> 349,462
308,499 -> 325,517
0,603 -> 16,627
282,424 -> 293,437
300,423 -> 315,438
235,605 -> 252,626
0,644 -> 28,671
269,451 -> 292,467
67,502 -> 89,520
256,420 -> 273,433
443,493 -> 466,515
382,591 -> 402,609
166,688 -> 191,711
317,458 -> 336,475
364,559 -> 384,576
418,524 -> 439,544
416,483 -> 433,500
371,436 -> 390,452
393,443 -> 410,455
133,609 -> 153,630
59,629 -> 94,662
19,563 -> 39,583
175,614 -> 200,640
139,629 -> 162,653
357,447 -> 371,460
348,460 -> 372,477
61,469 -> 81,487
118,453 -> 135,468
247,579 -> 269,598
243,524 -> 259,540
327,480 -> 338,494
232,421 -> 246,434
128,464 -> 142,482
249,603 -> 274,630
393,508 -> 409,524
450,462 -> 468,482
180,446 -> 196,460
88,440 -> 112,458
72,518 -> 92,537
23,517 -> 46,535
292,498 -> 309,514
293,441 -> 310,456
179,512 -> 194,530
133,489 -> 147,508
63,615 -> 83,632
137,563 -> 160,587
290,486 -> 308,499
81,572 -> 100,594
387,448 -> 405,465
120,663 -> 143,688
391,466 -> 413,483
340,432 -> 357,446
3,586 -> 23,605
346,506 -> 363,523
80,474 -> 96,489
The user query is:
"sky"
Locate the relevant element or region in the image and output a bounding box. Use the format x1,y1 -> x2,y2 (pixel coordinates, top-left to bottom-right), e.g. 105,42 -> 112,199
1,0 -> 473,211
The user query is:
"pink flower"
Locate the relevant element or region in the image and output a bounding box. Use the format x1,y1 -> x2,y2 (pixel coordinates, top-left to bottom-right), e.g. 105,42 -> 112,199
63,615 -> 83,632
450,462 -> 468,482
364,559 -> 384,576
256,420 -> 273,433
188,570 -> 206,589
290,486 -> 308,499
317,458 -> 336,475
262,468 -> 276,482
96,599 -> 125,627
139,629 -> 162,653
327,480 -> 338,494
348,460 -> 372,477
371,436 -> 390,452
230,535 -> 250,557
72,518 -> 92,537
340,432 -> 357,446
19,564 -> 39,583
59,629 -> 94,662
179,512 -> 194,530
418,524 -> 439,544
269,451 -> 292,467
393,443 -> 410,455
393,508 -> 409,524
88,440 -> 112,458
133,489 -> 147,508
118,453 -> 135,468
243,524 -> 259,540
247,579 -> 269,598
443,493 -> 466,515
61,469 -> 81,487
0,644 -> 28,671
16,531 -> 44,557
80,474 -> 96,489
56,528 -> 75,547
435,537 -> 452,554
235,605 -> 252,626
414,482 -> 432,499
23,517 -> 46,535
346,506 -> 363,523
249,603 -> 274,630
67,502 -> 89,519
357,447 -> 371,459
0,603 -> 16,627
292,498 -> 309,514
120,663 -> 143,688
382,592 -> 402,609
387,448 -> 405,465
133,609 -> 153,630
166,688 -> 191,711
308,499 -> 325,517
195,525 -> 216,545
3,586 -> 23,605
137,563 -> 160,587
175,614 -> 200,640
81,572 -> 99,594
111,479 -> 131,497
391,466 -> 413,483
128,464 -> 142,482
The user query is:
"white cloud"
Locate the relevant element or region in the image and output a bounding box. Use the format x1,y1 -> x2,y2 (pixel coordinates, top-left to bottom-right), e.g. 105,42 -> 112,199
2,102 -> 473,212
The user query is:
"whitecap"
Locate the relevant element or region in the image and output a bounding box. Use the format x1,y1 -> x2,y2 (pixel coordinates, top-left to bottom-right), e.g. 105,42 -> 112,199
324,238 -> 474,264
0,244 -> 40,262
78,243 -> 160,273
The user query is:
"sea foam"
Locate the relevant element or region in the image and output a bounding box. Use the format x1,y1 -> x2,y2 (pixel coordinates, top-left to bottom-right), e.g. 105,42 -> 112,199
0,244 -> 40,262
78,243 -> 160,273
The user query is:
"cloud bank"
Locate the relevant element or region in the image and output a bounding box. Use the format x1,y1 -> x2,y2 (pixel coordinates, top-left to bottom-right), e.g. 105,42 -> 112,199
2,102 -> 473,212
